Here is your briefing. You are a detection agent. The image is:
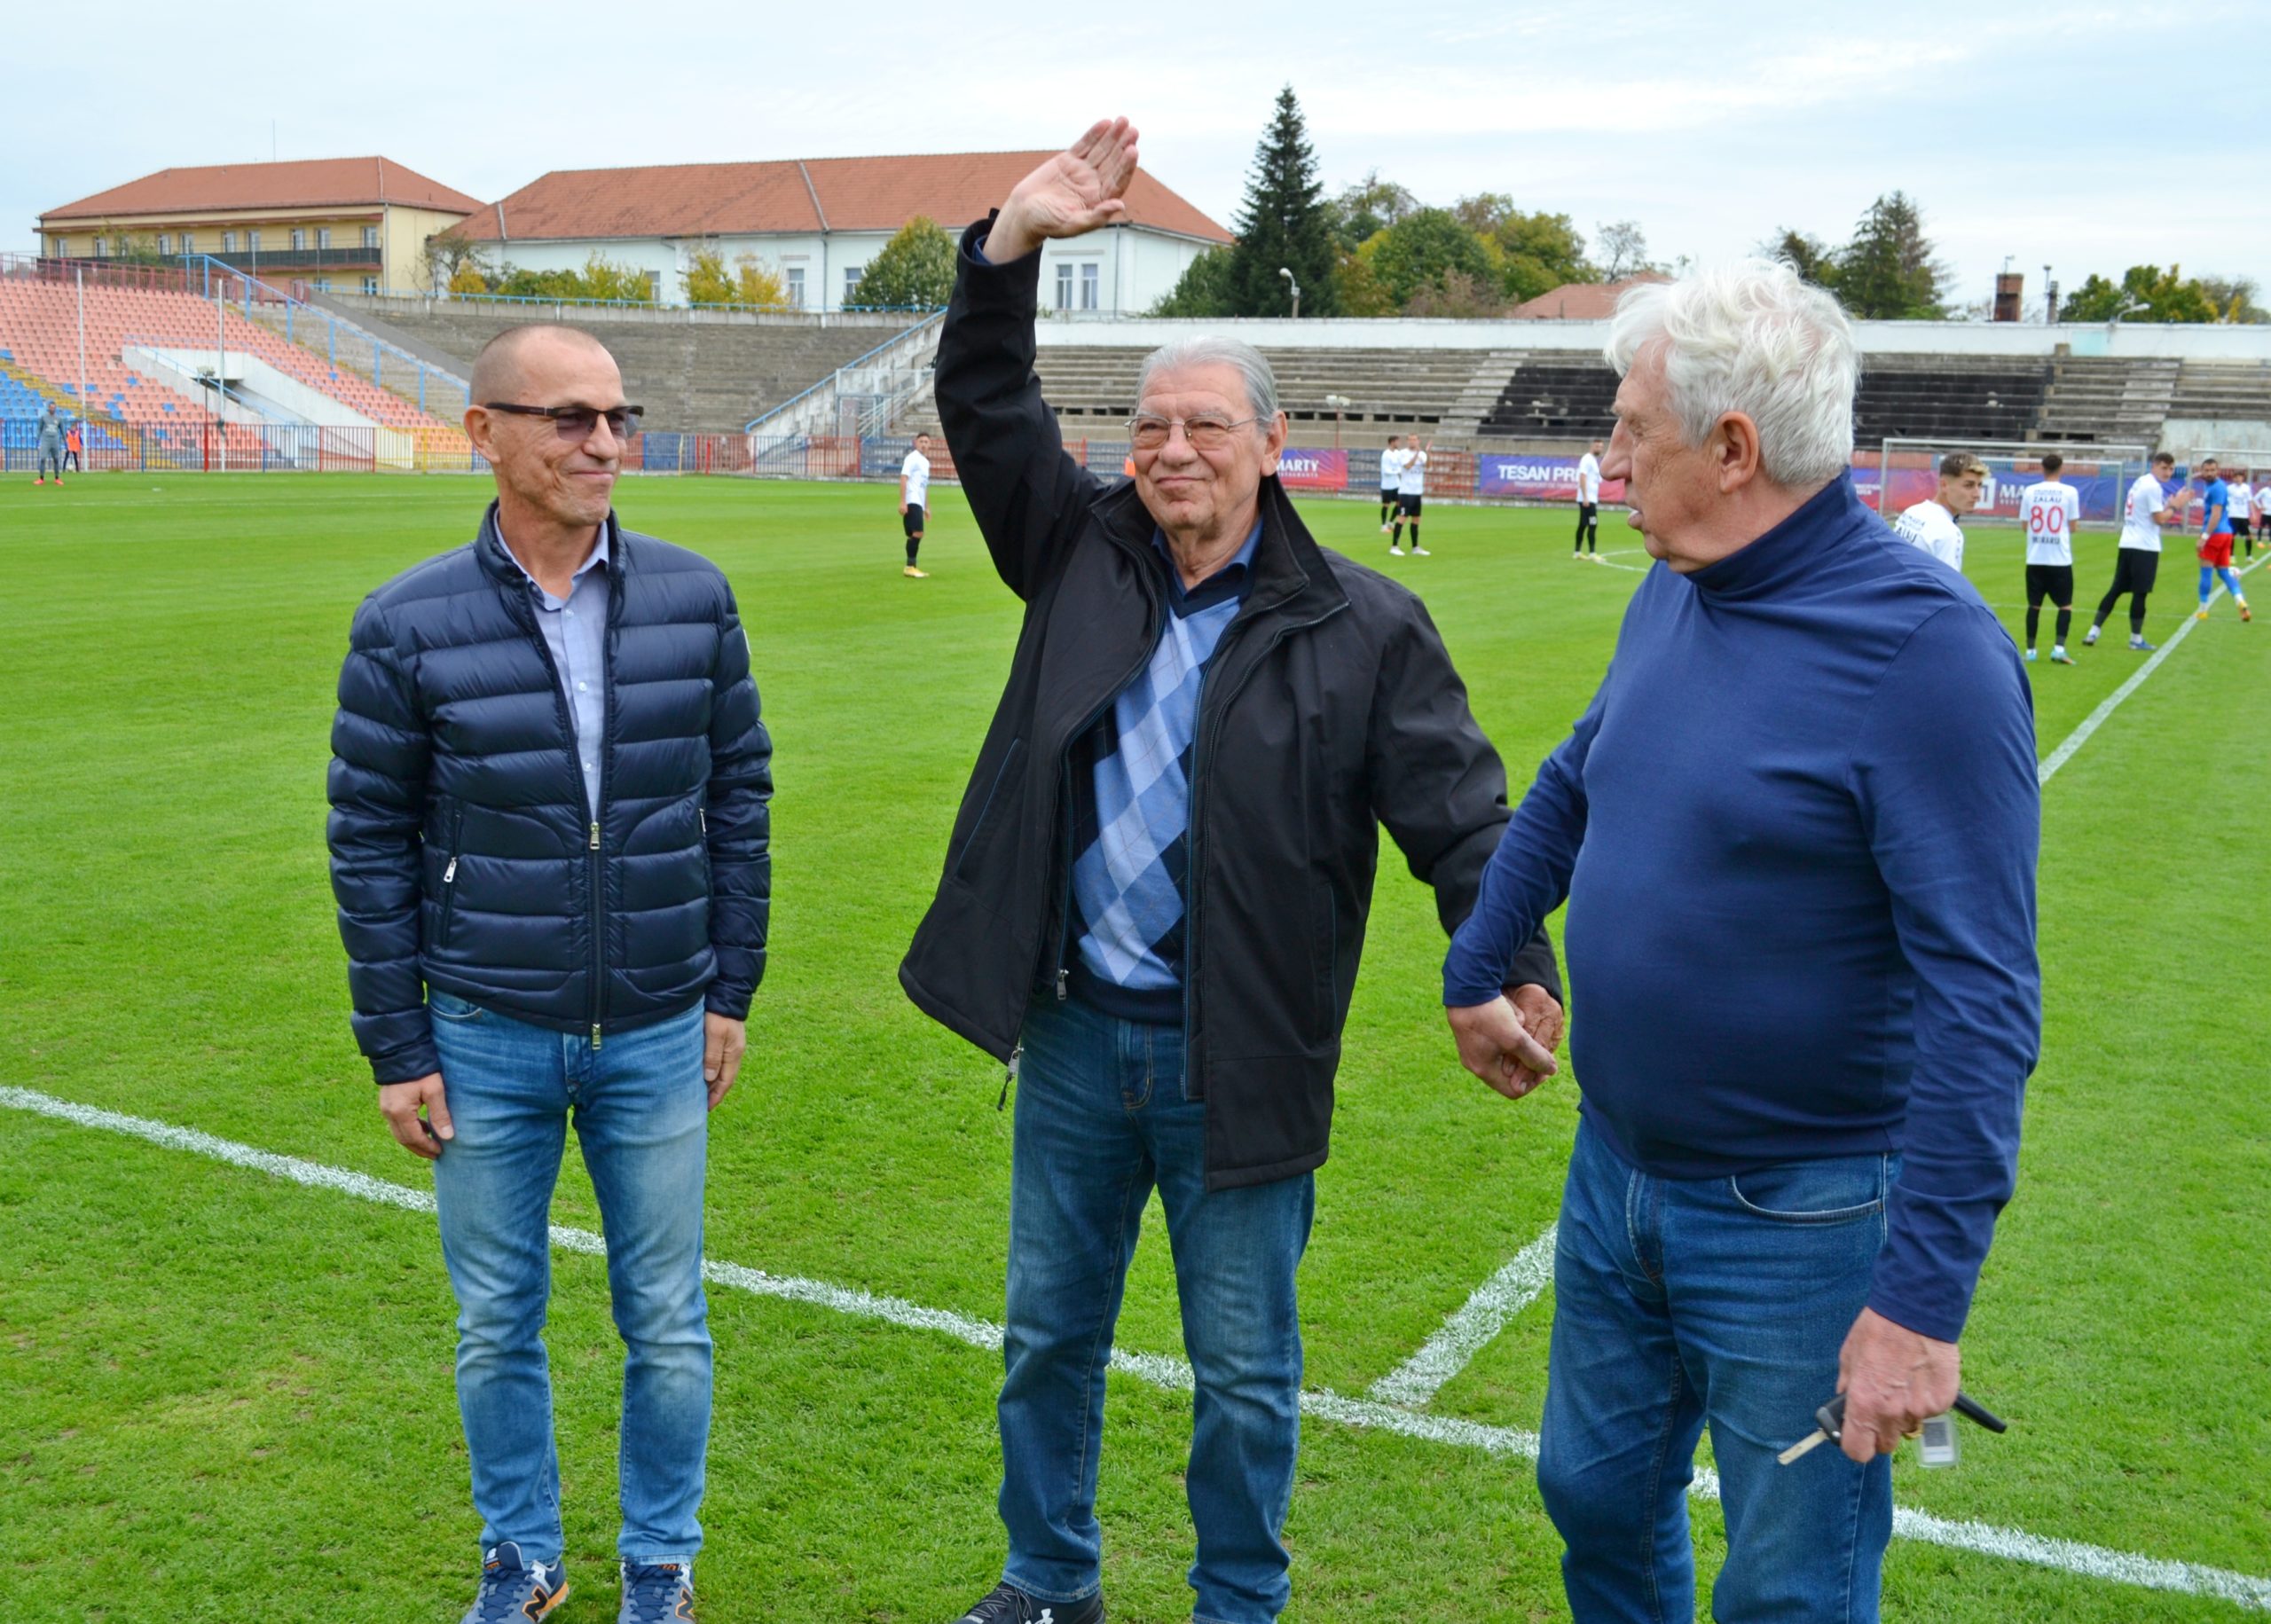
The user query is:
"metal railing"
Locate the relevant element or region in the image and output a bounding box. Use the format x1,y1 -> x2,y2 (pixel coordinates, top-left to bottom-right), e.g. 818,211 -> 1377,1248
744,310 -> 946,437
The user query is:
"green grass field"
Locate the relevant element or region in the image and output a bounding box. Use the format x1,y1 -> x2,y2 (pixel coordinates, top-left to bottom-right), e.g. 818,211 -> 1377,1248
2,473 -> 2266,1623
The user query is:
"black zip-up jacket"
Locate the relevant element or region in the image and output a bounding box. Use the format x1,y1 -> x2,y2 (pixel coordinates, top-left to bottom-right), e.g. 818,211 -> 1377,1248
899,219 -> 1559,1189
328,506 -> 771,1085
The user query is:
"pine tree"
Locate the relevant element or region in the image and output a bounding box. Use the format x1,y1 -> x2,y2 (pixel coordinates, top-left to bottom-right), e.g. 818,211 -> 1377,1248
1834,193 -> 1947,318
1226,86 -> 1340,318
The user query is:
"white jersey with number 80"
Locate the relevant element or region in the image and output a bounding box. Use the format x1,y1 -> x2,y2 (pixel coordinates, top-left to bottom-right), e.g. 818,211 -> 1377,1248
2019,481 -> 2082,566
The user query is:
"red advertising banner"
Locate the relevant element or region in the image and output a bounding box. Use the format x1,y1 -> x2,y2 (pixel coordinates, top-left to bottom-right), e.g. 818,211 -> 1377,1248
1277,447 -> 1348,490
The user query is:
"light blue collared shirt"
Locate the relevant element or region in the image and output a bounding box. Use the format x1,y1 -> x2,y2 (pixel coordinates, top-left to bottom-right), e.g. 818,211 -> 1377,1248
505,526 -> 611,817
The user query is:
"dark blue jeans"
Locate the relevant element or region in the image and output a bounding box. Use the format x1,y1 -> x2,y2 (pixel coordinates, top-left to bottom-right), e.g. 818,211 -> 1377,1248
998,995 -> 1315,1624
428,991 -> 711,1567
1539,1121 -> 1898,1624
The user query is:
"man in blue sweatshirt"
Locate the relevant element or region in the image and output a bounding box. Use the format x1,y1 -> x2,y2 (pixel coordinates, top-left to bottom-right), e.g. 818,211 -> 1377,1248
1442,261 -> 2040,1624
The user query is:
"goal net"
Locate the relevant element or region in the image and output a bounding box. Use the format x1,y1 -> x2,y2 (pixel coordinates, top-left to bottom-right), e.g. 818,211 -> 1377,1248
1873,439 -> 2152,530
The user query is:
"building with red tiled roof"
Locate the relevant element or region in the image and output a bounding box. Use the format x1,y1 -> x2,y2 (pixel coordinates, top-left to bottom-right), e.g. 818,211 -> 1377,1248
461,152 -> 1233,315
1511,272 -> 1672,321
37,158 -> 482,295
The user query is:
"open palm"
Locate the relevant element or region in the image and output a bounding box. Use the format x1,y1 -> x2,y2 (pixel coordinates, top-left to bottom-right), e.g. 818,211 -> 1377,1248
995,118 -> 1142,257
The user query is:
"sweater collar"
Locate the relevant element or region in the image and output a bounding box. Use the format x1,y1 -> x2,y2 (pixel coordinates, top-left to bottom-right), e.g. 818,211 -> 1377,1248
1686,476 -> 1869,600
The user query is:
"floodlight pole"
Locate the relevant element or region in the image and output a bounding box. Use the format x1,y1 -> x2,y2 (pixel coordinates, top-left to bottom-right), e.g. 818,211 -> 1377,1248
75,264 -> 87,434
1279,266 -> 1300,321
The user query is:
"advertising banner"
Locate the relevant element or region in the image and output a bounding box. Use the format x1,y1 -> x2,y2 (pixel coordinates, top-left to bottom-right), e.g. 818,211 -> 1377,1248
1278,447 -> 1348,490
1856,457 -> 2126,522
1477,452 -> 1625,503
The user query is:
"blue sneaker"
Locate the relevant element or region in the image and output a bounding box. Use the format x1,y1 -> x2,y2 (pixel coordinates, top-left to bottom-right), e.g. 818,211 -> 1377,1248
2129,635 -> 2157,652
464,1542 -> 569,1622
620,1560 -> 695,1622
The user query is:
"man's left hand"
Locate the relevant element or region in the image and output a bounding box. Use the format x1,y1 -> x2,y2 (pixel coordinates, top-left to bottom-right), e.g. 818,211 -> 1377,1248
703,1014 -> 747,1110
1447,992 -> 1560,1100
1836,1306 -> 1960,1463
1508,983 -> 1564,1056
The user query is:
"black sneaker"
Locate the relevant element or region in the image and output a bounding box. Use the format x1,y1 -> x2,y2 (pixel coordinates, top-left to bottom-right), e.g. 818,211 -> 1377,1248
950,1580 -> 1104,1624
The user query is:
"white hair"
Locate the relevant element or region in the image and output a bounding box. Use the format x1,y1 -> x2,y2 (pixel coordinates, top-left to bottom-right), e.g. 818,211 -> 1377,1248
1604,260 -> 1857,489
1137,336 -> 1280,428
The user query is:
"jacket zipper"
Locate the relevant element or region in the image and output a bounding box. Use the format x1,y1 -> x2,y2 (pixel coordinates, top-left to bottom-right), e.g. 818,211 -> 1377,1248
437,803 -> 467,945
1049,591 -> 1165,1004
589,562 -> 624,1050
1180,598 -> 1348,1100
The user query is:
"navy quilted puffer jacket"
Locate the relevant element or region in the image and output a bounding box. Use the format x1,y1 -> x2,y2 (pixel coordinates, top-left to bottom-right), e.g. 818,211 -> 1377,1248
327,504 -> 771,1085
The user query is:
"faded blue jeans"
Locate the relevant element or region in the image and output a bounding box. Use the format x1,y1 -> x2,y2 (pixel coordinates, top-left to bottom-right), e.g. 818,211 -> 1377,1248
1539,1120 -> 1899,1624
999,995 -> 1315,1624
428,990 -> 711,1568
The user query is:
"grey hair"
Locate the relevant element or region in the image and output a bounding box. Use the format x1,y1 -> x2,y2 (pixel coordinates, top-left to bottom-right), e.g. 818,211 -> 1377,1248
1137,336 -> 1281,428
1604,260 -> 1858,489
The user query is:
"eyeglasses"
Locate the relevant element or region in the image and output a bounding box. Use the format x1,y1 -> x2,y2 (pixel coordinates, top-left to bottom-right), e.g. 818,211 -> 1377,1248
483,402 -> 644,441
1127,414 -> 1259,452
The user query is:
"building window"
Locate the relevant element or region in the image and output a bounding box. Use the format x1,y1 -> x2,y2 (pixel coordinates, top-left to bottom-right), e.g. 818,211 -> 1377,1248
1055,262 -> 1074,310
363,225 -> 379,248
92,237 -> 106,257
785,266 -> 805,308
223,231 -> 237,255
314,279 -> 334,293
177,231 -> 194,255
290,228 -> 307,251
845,265 -> 868,305
156,233 -> 170,255
362,276 -> 379,295
247,230 -> 261,252
644,271 -> 661,302
318,227 -> 333,249
1080,262 -> 1100,311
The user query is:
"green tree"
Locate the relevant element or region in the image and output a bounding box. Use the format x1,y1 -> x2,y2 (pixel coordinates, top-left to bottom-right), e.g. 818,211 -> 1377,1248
683,247 -> 740,305
1331,244 -> 1396,317
1149,247 -> 1238,317
733,256 -> 788,308
1832,192 -> 1946,318
1403,270 -> 1505,319
2196,274 -> 2267,324
848,218 -> 956,309
1326,171 -> 1418,253
1456,194 -> 1596,302
2060,265 -> 2220,324
1225,85 -> 1340,317
1763,227 -> 1838,289
1367,208 -> 1495,308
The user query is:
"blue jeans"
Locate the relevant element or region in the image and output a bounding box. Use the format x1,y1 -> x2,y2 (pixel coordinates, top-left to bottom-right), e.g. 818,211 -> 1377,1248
1539,1121 -> 1898,1624
428,991 -> 711,1566
999,996 -> 1314,1624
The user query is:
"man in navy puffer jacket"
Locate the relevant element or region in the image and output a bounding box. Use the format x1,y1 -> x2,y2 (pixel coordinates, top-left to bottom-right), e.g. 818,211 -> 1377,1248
327,325 -> 770,1624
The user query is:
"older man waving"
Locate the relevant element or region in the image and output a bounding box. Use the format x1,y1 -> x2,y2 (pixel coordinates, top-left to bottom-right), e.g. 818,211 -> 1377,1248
901,120 -> 1560,1624
1444,263 -> 2041,1623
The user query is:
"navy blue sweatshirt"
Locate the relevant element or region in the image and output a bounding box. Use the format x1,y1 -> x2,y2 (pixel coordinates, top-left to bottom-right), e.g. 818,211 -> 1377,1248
1444,478 -> 2040,1341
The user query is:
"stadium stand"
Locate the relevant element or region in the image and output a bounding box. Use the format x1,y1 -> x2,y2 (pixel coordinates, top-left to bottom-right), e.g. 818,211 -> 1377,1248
2034,355 -> 2181,446
1851,355 -> 2050,447
0,268 -> 460,461
1477,357 -> 1621,439
321,296 -> 917,431
2167,360 -> 2271,428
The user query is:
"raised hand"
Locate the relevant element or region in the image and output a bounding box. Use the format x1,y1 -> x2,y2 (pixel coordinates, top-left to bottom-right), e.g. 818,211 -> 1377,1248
988,117 -> 1142,263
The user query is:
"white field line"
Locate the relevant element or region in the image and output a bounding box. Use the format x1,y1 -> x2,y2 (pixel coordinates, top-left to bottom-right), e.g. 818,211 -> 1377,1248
1578,552 -> 1648,573
7,1086 -> 2269,1612
1366,1222 -> 1558,1407
2037,553 -> 2262,785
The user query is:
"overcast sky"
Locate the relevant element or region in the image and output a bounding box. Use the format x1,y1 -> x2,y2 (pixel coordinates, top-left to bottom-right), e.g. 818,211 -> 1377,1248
16,0 -> 2265,312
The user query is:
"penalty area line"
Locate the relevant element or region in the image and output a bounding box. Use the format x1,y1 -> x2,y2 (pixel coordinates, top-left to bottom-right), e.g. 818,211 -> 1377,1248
1366,1222 -> 1558,1408
6,1085 -> 2270,1611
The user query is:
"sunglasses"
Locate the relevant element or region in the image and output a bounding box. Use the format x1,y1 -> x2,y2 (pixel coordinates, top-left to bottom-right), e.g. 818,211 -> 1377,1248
483,402 -> 644,441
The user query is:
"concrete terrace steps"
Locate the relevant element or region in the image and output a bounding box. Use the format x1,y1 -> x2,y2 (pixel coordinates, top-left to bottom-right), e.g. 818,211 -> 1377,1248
322,298 -> 916,433
2035,356 -> 2179,446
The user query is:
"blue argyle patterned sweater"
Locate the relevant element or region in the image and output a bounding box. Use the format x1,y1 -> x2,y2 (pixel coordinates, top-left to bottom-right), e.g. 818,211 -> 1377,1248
1065,522 -> 1261,1022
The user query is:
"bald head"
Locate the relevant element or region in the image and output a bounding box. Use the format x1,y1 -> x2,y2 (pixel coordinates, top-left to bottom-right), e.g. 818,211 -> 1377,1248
470,323 -> 613,404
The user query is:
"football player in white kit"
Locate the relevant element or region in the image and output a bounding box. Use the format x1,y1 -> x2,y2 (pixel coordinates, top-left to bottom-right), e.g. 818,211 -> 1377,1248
1890,451 -> 1985,571
1389,435 -> 1431,556
2086,451 -> 2181,651
2017,452 -> 2083,663
901,432 -> 935,578
1574,439 -> 1603,555
1379,435 -> 1407,535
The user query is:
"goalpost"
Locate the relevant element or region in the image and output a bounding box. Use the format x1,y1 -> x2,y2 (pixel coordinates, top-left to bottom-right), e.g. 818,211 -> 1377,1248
1875,438 -> 2152,532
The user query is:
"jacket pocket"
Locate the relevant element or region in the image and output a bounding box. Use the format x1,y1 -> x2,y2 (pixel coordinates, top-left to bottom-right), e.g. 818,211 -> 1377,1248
953,738 -> 1025,885
435,803 -> 467,950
